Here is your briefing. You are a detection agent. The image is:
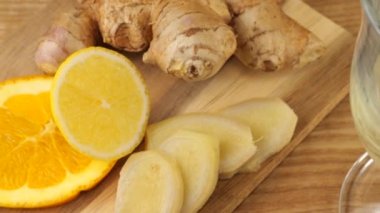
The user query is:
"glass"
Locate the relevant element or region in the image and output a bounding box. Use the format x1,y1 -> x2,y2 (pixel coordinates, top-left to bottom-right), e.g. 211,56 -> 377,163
340,0 -> 380,212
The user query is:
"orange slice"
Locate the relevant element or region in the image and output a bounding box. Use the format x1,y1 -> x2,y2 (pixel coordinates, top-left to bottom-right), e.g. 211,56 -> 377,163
0,76 -> 115,208
51,47 -> 150,160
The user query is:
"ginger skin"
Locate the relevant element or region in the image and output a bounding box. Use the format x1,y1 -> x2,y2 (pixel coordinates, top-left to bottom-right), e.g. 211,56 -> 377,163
34,7 -> 99,74
36,0 -> 233,77
79,0 -> 153,52
143,0 -> 237,81
197,0 -> 231,23
97,0 -> 153,52
226,0 -> 284,15
35,0 -> 153,74
229,0 -> 324,72
81,0 -> 229,51
35,0 -> 325,78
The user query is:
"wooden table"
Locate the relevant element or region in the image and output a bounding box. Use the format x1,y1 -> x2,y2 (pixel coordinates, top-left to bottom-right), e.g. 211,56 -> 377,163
0,0 -> 363,212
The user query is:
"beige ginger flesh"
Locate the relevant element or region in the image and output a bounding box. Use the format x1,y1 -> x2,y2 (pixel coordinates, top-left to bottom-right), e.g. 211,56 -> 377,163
115,150 -> 184,213
143,0 -> 237,81
146,113 -> 256,178
220,98 -> 298,172
156,130 -> 219,213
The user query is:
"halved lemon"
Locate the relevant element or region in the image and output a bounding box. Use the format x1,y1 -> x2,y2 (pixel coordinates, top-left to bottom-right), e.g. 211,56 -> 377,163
51,47 -> 149,160
0,76 -> 115,208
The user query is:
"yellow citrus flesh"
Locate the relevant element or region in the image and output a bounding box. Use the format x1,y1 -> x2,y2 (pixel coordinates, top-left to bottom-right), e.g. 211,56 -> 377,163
0,76 -> 115,208
51,47 -> 149,160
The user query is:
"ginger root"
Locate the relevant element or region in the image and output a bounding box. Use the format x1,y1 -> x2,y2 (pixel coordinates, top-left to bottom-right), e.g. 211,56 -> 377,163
83,0 -> 229,50
34,7 -> 99,74
230,0 -> 325,72
79,0 -> 153,52
35,0 -> 235,78
142,0 -> 237,81
197,0 -> 231,23
35,0 -> 326,79
95,0 -> 153,52
226,0 -> 284,14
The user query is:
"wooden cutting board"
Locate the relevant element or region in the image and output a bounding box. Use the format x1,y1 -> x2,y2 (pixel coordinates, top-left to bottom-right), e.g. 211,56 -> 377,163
0,0 -> 354,212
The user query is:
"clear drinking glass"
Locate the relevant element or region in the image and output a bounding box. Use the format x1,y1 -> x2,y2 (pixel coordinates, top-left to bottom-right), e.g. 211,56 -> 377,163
340,0 -> 380,212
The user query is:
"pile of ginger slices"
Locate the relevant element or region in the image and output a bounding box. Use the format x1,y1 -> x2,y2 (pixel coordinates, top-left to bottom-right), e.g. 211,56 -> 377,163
115,98 -> 298,213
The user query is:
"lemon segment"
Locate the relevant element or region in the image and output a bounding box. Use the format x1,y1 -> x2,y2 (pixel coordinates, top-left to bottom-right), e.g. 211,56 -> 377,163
51,47 -> 150,160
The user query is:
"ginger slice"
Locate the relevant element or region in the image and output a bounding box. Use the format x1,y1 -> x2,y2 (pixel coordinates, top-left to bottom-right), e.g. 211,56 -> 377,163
156,130 -> 219,213
115,150 -> 183,213
220,98 -> 297,172
146,113 -> 256,178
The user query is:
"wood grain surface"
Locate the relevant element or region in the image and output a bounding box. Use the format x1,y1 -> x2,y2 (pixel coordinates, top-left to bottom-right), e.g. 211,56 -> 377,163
0,0 -> 363,212
0,0 -> 51,41
237,0 -> 363,212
